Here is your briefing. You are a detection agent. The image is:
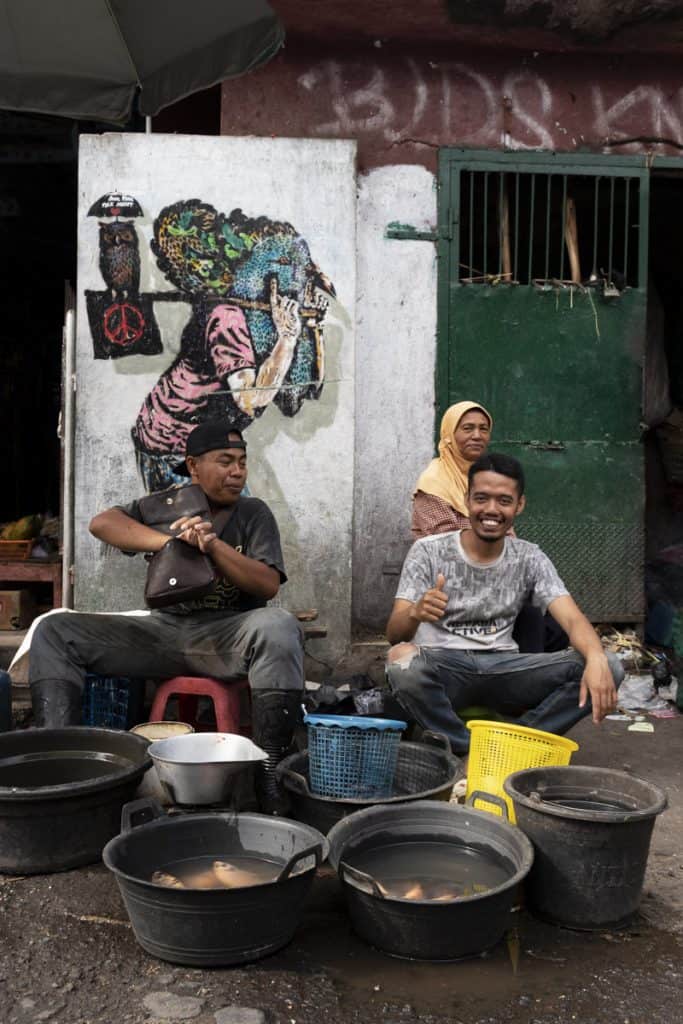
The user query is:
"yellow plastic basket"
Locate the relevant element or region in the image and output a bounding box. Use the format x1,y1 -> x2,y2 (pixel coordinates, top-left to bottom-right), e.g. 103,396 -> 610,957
465,720 -> 579,822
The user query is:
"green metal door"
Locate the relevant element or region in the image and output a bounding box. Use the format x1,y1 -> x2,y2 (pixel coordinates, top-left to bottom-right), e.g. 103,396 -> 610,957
438,150 -> 649,620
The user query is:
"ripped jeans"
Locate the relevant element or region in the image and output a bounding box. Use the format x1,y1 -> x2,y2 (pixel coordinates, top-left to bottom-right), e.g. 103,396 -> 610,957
385,644 -> 624,755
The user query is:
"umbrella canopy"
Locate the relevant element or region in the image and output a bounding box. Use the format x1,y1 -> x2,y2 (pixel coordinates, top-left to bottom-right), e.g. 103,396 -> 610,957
0,0 -> 284,124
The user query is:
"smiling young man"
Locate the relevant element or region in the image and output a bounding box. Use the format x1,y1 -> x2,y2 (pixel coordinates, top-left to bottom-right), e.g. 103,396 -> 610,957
29,417 -> 303,812
386,452 -> 623,756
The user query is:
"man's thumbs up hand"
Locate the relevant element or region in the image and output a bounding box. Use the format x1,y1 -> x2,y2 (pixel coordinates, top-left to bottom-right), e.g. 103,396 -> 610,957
412,571 -> 449,624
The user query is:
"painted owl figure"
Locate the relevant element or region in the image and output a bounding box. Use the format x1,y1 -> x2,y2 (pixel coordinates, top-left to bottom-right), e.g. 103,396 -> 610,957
99,220 -> 141,296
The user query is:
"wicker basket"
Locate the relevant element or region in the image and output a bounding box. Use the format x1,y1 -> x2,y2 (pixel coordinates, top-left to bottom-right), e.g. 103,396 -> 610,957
0,540 -> 34,561
304,714 -> 406,800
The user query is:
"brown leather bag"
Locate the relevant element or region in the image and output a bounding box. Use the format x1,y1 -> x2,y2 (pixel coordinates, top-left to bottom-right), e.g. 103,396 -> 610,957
138,485 -> 233,609
138,484 -> 211,536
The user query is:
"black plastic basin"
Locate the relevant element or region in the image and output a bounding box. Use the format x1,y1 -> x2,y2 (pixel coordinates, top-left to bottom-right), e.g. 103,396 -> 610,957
504,765 -> 668,929
104,799 -> 329,966
327,800 -> 533,960
0,727 -> 151,874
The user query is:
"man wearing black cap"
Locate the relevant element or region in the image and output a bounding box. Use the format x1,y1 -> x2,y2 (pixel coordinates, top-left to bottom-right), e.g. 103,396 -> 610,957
28,417 -> 303,813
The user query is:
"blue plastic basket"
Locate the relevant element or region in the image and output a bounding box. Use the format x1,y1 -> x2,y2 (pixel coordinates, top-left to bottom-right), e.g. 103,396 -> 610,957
304,714 -> 406,800
82,674 -> 144,730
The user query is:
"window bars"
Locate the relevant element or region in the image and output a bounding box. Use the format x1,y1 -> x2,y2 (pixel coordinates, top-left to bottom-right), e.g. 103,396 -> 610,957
457,170 -> 640,291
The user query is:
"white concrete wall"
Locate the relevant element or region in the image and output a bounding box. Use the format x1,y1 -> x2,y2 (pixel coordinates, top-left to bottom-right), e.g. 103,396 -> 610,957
75,134 -> 356,661
353,165 -> 438,630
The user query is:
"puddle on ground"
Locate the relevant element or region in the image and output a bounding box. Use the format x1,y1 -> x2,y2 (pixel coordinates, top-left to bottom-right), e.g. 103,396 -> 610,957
279,871 -> 677,1016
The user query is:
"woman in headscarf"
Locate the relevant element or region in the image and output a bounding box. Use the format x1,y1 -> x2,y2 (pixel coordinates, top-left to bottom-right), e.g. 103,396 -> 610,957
411,400 -> 567,654
411,401 -> 492,539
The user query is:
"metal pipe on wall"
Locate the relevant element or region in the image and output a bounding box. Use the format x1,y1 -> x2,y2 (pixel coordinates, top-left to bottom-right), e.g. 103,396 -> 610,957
61,307 -> 76,608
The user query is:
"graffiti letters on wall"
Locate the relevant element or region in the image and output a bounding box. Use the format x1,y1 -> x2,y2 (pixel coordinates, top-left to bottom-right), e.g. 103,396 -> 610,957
84,196 -> 335,492
295,59 -> 683,154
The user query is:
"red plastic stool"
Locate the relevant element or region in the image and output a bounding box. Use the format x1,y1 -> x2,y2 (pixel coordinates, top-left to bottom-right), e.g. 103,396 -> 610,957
149,676 -> 251,734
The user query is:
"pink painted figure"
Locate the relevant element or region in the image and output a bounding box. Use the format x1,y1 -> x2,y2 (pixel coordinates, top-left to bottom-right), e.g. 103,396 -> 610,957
131,281 -> 303,493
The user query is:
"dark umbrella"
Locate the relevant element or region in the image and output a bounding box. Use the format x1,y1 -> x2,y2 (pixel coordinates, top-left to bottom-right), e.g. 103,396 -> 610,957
0,0 -> 283,124
88,193 -> 144,218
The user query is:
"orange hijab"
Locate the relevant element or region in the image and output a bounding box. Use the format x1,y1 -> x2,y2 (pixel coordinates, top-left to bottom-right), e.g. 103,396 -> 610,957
414,401 -> 493,516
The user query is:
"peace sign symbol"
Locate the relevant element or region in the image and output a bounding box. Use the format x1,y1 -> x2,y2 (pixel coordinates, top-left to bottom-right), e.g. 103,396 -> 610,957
103,302 -> 145,346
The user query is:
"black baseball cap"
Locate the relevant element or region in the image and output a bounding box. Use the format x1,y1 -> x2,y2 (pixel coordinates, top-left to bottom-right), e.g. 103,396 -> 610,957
174,418 -> 247,476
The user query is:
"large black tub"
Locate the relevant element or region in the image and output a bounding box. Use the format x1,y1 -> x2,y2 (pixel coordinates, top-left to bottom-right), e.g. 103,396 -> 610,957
0,727 -> 151,874
504,765 -> 668,929
327,800 -> 533,960
103,799 -> 329,966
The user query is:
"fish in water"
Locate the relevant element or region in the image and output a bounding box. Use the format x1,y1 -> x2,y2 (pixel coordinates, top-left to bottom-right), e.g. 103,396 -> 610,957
151,871 -> 185,889
375,878 -> 465,902
373,877 -> 493,902
151,859 -> 271,890
212,860 -> 266,888
182,866 -> 223,890
350,840 -> 512,902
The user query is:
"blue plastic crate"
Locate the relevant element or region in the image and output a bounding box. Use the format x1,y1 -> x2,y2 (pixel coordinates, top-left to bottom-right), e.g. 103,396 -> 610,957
82,674 -> 143,730
304,714 -> 406,800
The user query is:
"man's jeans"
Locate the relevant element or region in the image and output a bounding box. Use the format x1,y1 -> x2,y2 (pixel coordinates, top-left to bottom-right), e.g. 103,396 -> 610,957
29,607 -> 304,694
386,646 -> 624,755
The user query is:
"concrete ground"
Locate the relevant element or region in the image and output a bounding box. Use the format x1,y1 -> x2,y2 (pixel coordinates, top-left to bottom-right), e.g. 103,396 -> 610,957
1,702 -> 682,1024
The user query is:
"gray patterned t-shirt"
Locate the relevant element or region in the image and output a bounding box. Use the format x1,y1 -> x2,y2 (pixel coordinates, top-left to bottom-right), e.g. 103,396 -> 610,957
395,531 -> 568,651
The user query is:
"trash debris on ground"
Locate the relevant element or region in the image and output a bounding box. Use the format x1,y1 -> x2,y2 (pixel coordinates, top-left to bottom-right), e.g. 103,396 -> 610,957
449,778 -> 468,803
618,674 -> 670,712
352,687 -> 385,716
655,679 -> 679,704
628,721 -> 655,733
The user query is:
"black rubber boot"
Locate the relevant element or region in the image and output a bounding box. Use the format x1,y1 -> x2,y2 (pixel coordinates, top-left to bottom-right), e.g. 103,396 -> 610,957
251,689 -> 302,815
30,680 -> 82,728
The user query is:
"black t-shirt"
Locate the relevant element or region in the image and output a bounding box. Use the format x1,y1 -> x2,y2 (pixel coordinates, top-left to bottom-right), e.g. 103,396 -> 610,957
120,493 -> 287,615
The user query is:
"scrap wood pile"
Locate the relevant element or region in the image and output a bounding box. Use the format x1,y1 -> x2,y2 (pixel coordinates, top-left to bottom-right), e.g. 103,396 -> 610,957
596,625 -> 660,671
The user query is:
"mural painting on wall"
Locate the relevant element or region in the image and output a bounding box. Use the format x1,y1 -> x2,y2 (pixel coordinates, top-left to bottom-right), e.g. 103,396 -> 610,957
136,200 -> 335,492
85,193 -> 163,359
84,197 -> 335,493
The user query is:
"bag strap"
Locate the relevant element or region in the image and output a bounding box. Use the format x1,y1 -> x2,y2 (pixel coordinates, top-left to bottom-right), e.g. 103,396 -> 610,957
211,503 -> 235,539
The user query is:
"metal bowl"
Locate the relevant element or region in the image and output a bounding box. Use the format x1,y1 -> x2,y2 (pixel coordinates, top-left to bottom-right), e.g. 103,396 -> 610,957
148,732 -> 266,805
